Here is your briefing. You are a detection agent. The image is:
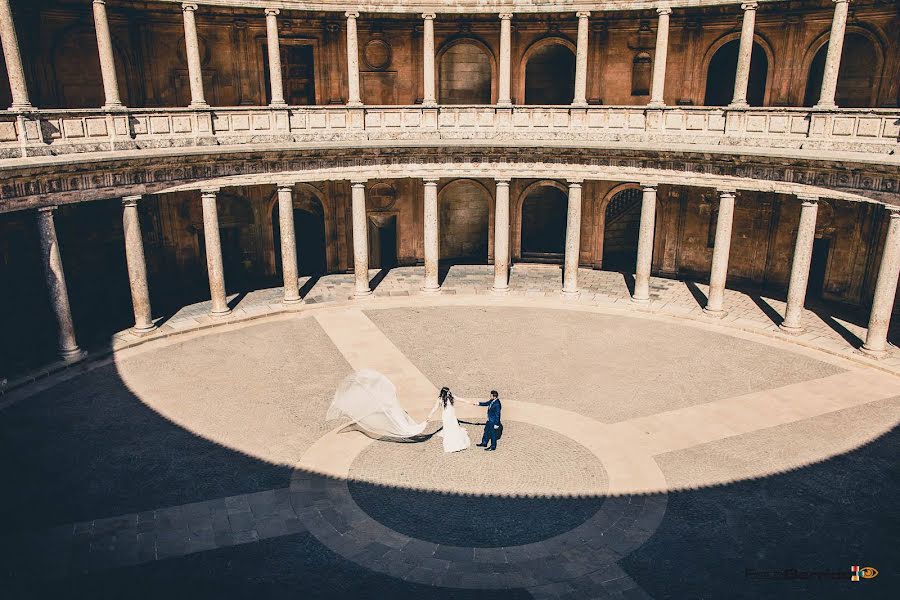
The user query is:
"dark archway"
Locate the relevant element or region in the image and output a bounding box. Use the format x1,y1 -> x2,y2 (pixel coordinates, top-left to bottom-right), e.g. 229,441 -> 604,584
51,28 -> 130,108
524,43 -> 575,105
272,191 -> 327,279
520,185 -> 567,261
803,33 -> 879,108
703,39 -> 768,107
602,188 -> 643,272
440,180 -> 490,264
439,41 -> 493,104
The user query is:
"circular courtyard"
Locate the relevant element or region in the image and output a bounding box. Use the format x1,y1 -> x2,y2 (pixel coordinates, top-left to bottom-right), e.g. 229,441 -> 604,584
1,298 -> 897,599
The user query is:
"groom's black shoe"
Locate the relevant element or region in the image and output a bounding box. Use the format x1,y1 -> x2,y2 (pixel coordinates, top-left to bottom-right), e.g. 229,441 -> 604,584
485,447 -> 496,451
476,443 -> 487,447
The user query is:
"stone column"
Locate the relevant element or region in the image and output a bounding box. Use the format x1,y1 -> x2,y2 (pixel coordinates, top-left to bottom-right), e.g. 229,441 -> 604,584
265,8 -> 286,107
730,2 -> 758,108
345,11 -> 362,106
562,181 -> 583,297
573,11 -> 590,106
632,183 -> 658,303
815,0 -> 851,110
92,0 -> 123,109
861,207 -> 900,356
277,185 -> 302,304
422,178 -> 441,293
36,207 -> 83,361
351,180 -> 372,297
780,196 -> 819,333
181,3 -> 207,107
200,189 -> 231,316
122,196 -> 156,334
0,0 -> 32,109
497,13 -> 512,106
492,178 -> 511,293
422,13 -> 436,106
704,189 -> 737,316
648,6 -> 672,108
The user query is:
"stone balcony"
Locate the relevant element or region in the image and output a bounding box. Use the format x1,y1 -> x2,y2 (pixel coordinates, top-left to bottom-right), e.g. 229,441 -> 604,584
1,105 -> 897,162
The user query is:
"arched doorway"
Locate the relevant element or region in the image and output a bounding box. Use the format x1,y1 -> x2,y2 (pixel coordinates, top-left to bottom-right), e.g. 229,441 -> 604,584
703,39 -> 768,106
439,41 -> 493,104
524,42 -> 575,105
602,188 -> 644,272
440,180 -> 490,264
272,188 -> 327,279
520,184 -> 567,262
803,33 -> 879,108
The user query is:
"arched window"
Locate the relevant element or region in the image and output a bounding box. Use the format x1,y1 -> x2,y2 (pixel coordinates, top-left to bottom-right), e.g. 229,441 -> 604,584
803,33 -> 879,108
631,52 -> 652,97
703,39 -> 768,107
524,43 -> 575,105
439,42 -> 492,104
602,188 -> 644,272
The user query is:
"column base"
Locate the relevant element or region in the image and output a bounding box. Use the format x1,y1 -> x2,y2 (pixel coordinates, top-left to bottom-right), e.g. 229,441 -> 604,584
702,307 -> 727,318
347,101 -> 363,108
727,101 -> 749,110
421,285 -> 442,295
353,289 -> 374,299
813,102 -> 837,111
571,101 -> 588,108
859,344 -> 889,359
269,101 -> 289,109
631,295 -> 650,304
210,307 -> 232,318
646,101 -> 665,109
132,322 -> 158,336
490,285 -> 509,296
102,102 -> 126,111
189,101 -> 210,109
778,323 -> 803,335
421,100 -> 437,108
282,295 -> 303,305
560,289 -> 581,300
60,347 -> 87,362
496,101 -> 512,108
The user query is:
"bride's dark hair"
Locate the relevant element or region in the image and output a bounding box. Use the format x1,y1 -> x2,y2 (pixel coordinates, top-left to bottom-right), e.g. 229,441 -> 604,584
439,386 -> 454,407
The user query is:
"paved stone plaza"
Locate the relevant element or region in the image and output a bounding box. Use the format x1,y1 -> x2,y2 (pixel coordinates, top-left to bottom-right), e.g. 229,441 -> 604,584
1,287 -> 897,599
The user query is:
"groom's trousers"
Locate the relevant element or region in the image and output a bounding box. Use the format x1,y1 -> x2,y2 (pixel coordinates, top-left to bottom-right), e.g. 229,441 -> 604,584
481,422 -> 498,449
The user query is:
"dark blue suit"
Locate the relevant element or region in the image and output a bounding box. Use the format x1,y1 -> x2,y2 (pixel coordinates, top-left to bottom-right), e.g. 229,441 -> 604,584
479,398 -> 502,449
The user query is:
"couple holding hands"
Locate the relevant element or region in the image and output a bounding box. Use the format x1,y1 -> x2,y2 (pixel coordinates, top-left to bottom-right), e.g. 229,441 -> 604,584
436,387 -> 503,453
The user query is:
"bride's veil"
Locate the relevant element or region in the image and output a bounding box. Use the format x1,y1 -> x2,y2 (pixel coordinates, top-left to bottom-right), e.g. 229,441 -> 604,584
326,369 -> 431,438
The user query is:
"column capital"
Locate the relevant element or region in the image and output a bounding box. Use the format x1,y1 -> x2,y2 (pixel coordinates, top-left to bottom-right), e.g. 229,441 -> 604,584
717,188 -> 737,197
276,184 -> 294,193
499,13 -> 513,21
200,188 -> 219,197
421,13 -> 436,20
495,178 -> 511,185
92,0 -> 108,5
422,177 -> 440,185
567,179 -> 584,187
832,0 -> 850,4
740,1 -> 759,10
37,205 -> 58,214
640,182 -> 659,191
884,205 -> 900,218
264,7 -> 280,17
345,11 -> 359,19
576,11 -> 591,19
796,193 -> 819,205
350,179 -> 367,187
181,3 -> 198,12
656,6 -> 673,16
122,195 -> 142,207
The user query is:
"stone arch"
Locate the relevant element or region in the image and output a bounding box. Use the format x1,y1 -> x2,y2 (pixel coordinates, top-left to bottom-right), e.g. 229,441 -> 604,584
50,25 -> 132,108
437,37 -> 496,104
268,183 -> 331,277
801,28 -> 885,108
701,32 -> 772,107
516,180 -> 569,262
520,37 -> 576,105
437,178 -> 492,263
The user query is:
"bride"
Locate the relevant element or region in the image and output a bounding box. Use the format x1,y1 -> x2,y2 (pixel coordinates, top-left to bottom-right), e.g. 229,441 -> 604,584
435,387 -> 471,453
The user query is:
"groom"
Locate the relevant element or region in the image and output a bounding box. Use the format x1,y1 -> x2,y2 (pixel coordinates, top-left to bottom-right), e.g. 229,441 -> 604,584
475,390 -> 502,451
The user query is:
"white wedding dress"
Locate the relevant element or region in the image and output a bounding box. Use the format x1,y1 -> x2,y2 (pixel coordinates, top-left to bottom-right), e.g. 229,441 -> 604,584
326,369 -> 432,438
436,401 -> 471,453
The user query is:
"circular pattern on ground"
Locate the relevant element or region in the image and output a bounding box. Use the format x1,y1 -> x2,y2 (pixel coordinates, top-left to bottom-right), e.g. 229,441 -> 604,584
348,421 -> 609,547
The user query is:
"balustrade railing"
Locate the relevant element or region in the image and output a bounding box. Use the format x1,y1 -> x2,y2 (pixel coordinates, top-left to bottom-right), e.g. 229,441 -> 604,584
1,105 -> 897,160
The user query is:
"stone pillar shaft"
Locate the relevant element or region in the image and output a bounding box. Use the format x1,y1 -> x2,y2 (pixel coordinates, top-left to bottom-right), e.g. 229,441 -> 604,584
816,0 -> 850,109
422,14 -> 436,106
633,183 -> 658,303
201,189 -> 231,315
265,8 -> 286,107
862,208 -> 900,355
498,14 -> 512,106
422,178 -> 440,292
345,12 -> 362,106
493,179 -> 511,293
780,197 -> 819,332
181,3 -> 207,107
351,181 -> 372,297
562,181 -> 583,296
122,196 -> 156,333
277,185 -> 302,303
730,2 -> 758,108
92,0 -> 123,108
36,207 -> 82,360
573,11 -> 590,106
705,190 -> 736,316
0,0 -> 32,109
648,7 -> 672,108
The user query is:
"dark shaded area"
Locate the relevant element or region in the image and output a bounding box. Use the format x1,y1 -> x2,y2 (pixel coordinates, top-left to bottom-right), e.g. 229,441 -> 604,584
804,34 -> 880,108
704,39 -> 768,106
624,427 -> 900,600
525,43 -> 575,105
520,186 -> 567,261
350,481 -> 604,547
